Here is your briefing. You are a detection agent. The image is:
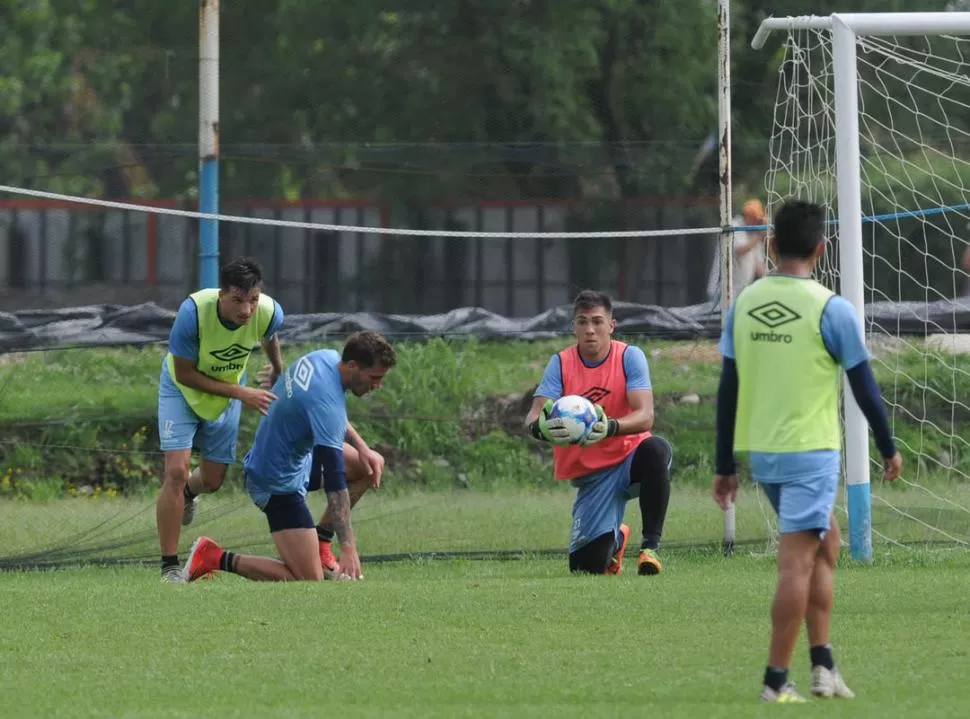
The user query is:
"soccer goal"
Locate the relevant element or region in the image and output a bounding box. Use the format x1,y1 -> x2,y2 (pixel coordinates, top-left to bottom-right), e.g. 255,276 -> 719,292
751,12 -> 970,561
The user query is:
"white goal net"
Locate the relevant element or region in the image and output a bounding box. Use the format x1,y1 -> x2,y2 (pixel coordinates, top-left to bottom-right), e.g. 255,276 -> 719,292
760,14 -> 970,553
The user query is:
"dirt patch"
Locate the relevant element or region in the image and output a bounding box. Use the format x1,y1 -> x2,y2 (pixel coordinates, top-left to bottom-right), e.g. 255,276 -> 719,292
0,352 -> 28,365
648,341 -> 721,364
464,388 -> 536,439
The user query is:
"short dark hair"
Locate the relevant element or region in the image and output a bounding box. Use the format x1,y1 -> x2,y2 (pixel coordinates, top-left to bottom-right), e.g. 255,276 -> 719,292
342,331 -> 397,369
772,199 -> 826,260
572,289 -> 612,316
220,257 -> 264,293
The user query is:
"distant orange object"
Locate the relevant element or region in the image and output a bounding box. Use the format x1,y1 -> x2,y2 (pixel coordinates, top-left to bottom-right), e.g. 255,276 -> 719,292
743,199 -> 767,222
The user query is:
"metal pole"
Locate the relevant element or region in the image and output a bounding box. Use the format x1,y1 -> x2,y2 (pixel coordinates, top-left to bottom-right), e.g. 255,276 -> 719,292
199,0 -> 220,289
832,16 -> 872,562
717,0 -> 736,557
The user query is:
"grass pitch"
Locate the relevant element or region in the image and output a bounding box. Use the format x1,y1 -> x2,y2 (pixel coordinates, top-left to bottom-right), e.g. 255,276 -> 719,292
1,491 -> 969,717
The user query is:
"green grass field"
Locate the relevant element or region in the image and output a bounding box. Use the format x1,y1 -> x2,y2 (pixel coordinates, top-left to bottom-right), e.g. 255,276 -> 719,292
2,492 -> 970,717
2,338 -> 970,715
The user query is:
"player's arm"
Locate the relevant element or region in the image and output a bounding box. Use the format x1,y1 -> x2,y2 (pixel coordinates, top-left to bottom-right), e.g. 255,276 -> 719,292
712,306 -> 740,509
345,421 -> 385,487
615,389 -> 654,434
345,422 -> 368,452
823,298 -> 901,481
313,444 -> 360,578
258,301 -> 286,385
582,345 -> 653,445
524,355 -> 571,444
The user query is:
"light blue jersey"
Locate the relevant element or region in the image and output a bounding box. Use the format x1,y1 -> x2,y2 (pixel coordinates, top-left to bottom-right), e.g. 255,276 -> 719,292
719,292 -> 869,482
242,349 -> 348,507
159,295 -> 285,390
720,289 -> 869,533
156,296 -> 285,460
535,343 -> 652,400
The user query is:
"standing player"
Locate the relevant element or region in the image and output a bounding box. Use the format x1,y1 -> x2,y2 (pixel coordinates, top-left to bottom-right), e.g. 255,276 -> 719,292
712,199 -> 902,702
524,290 -> 672,576
156,257 -> 284,583
181,331 -> 397,583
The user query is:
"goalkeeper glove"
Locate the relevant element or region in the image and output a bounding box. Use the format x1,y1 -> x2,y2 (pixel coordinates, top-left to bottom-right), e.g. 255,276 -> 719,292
529,399 -> 572,445
580,404 -> 619,446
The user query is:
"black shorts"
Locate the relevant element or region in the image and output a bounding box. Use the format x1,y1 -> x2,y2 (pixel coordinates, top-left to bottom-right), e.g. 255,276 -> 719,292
262,493 -> 315,533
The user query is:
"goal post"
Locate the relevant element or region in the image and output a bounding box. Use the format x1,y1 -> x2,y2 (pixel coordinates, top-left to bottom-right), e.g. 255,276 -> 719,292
752,12 -> 970,562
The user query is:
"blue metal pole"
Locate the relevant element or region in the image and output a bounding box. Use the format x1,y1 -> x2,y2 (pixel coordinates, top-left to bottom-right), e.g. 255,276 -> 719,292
199,0 -> 220,289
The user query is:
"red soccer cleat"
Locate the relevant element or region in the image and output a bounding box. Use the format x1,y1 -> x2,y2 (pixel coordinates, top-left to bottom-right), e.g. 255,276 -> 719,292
319,540 -> 339,577
604,524 -> 630,576
182,536 -> 224,582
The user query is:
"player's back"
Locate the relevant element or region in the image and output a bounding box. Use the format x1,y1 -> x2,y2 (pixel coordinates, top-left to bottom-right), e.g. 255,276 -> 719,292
242,349 -> 347,494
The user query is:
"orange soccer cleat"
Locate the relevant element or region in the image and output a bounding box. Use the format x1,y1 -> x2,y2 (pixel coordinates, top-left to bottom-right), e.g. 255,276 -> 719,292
605,523 -> 630,576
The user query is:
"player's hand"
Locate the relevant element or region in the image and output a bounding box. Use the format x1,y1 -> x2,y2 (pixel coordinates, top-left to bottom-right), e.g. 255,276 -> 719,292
255,362 -> 281,390
538,399 -> 571,445
883,452 -> 903,482
337,544 -> 363,581
236,386 -> 277,416
712,474 -> 738,511
580,404 -> 614,446
360,447 -> 385,489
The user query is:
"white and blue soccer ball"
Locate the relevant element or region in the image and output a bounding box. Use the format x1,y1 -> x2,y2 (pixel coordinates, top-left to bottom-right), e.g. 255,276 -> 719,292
549,395 -> 598,444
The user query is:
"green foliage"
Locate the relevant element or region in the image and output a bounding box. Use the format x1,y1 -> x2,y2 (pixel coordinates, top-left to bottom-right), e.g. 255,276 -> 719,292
2,339 -> 968,500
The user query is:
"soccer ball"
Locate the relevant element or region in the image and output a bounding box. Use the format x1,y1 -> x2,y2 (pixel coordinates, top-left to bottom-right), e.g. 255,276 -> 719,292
549,395 -> 598,444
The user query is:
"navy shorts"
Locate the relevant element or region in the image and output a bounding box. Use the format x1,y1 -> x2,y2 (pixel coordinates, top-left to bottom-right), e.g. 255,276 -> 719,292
261,493 -> 315,533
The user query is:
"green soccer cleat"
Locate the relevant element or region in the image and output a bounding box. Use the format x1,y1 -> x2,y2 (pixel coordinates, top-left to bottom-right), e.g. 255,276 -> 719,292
761,682 -> 807,703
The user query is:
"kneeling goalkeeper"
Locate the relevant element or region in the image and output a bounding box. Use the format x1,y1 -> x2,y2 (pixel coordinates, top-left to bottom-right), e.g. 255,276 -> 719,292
525,290 -> 672,575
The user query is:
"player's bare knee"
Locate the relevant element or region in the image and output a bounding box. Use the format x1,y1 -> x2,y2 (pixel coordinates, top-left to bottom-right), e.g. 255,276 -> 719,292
819,519 -> 840,569
290,562 -> 324,582
199,464 -> 228,492
162,463 -> 190,491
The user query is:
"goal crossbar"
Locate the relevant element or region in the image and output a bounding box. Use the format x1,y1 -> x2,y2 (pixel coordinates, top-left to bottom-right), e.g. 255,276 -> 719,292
753,12 -> 970,49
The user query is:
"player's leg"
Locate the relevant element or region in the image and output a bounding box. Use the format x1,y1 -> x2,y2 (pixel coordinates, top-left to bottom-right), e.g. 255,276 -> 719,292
806,515 -> 853,698
157,449 -> 193,581
760,474 -> 835,703
156,388 -> 202,581
626,435 -> 672,575
568,531 -> 616,574
183,398 -> 242,525
568,466 -> 629,575
315,442 -> 379,571
183,494 -> 324,582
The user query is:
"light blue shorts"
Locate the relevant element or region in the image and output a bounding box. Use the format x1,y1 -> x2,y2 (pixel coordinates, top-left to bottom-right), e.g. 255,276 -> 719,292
157,373 -> 241,465
750,450 -> 840,536
568,451 -> 637,554
758,473 -> 839,536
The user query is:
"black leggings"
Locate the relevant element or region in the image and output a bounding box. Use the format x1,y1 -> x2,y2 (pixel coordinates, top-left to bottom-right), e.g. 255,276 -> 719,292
568,435 -> 672,574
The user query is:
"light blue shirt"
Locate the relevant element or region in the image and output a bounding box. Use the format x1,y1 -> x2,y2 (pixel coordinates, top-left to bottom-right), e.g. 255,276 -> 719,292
535,344 -> 652,401
160,295 -> 285,389
242,349 -> 348,494
719,292 -> 870,482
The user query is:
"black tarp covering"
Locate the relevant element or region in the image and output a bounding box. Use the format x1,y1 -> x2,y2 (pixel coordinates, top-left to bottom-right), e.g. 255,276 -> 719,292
1,299 -> 969,351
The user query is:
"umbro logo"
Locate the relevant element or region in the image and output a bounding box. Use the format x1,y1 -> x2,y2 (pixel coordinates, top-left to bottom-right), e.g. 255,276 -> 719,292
209,344 -> 252,363
581,386 -> 611,404
747,301 -> 801,329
